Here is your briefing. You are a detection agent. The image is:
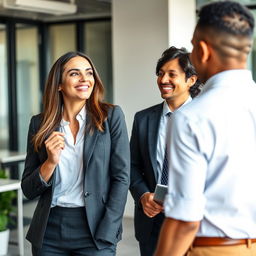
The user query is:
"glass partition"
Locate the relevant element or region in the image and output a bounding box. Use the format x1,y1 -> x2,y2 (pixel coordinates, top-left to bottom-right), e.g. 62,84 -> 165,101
84,21 -> 112,102
0,24 -> 8,150
196,0 -> 256,81
196,0 -> 256,8
48,24 -> 76,66
16,24 -> 40,152
250,10 -> 256,81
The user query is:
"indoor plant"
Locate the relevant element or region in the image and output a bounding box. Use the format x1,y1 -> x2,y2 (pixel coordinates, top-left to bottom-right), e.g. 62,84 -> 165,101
0,169 -> 16,255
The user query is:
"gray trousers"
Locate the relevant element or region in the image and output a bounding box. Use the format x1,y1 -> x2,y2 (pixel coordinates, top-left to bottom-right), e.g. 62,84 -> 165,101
32,206 -> 116,256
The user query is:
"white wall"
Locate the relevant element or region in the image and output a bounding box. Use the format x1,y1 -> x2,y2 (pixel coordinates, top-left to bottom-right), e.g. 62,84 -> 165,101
112,0 -> 169,217
112,0 -> 196,217
168,0 -> 196,51
112,0 -> 169,134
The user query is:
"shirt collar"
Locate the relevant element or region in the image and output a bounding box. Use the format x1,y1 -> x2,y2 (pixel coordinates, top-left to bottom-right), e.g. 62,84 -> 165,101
76,105 -> 86,121
60,105 -> 86,127
162,101 -> 172,116
202,69 -> 253,94
162,96 -> 192,116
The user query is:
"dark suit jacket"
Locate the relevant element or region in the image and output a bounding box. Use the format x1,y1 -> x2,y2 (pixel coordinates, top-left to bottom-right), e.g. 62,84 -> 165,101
21,105 -> 130,249
129,103 -> 165,243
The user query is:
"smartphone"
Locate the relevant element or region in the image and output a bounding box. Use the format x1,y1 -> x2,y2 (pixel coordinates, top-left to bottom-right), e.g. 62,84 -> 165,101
153,184 -> 168,205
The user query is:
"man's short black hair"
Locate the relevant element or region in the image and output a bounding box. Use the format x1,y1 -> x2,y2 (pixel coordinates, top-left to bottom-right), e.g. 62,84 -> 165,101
156,46 -> 202,98
197,1 -> 254,37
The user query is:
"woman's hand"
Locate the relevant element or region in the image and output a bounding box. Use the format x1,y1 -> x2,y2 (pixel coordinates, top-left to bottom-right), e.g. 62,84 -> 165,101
39,132 -> 65,183
45,131 -> 65,165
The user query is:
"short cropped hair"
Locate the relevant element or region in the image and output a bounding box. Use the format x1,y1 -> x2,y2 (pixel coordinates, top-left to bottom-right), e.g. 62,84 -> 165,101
156,46 -> 202,98
197,1 -> 254,37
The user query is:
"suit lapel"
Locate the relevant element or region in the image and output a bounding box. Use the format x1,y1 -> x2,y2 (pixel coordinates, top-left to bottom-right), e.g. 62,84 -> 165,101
83,114 -> 99,170
147,103 -> 163,181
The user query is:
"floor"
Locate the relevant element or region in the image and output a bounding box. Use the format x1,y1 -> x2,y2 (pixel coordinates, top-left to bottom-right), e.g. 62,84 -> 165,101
7,200 -> 140,256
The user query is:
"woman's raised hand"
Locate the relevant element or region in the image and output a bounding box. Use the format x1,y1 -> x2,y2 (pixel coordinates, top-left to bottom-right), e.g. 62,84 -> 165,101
44,131 -> 65,165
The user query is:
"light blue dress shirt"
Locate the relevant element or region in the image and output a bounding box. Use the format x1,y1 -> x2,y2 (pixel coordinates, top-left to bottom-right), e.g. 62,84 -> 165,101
51,106 -> 86,208
156,98 -> 192,183
164,70 -> 256,238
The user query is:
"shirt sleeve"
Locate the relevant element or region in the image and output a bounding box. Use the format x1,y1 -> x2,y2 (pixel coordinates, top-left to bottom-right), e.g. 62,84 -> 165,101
164,111 -> 207,221
39,172 -> 52,187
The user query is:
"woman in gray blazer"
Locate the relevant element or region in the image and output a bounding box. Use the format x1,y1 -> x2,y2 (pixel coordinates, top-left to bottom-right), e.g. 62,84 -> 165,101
21,51 -> 130,256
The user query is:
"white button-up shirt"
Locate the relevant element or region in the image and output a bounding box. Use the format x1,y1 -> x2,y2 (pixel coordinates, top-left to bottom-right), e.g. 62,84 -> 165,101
51,106 -> 86,208
164,70 -> 256,238
156,98 -> 192,183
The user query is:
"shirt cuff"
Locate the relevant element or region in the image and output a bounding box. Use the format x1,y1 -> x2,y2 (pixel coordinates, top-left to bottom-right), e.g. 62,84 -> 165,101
39,172 -> 52,187
164,192 -> 205,221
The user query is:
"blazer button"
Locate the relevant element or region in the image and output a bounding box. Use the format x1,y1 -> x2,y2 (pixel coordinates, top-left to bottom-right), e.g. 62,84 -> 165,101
84,192 -> 90,197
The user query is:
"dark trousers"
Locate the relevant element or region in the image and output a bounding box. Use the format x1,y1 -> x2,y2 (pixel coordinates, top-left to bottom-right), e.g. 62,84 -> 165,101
139,214 -> 164,256
32,206 -> 116,256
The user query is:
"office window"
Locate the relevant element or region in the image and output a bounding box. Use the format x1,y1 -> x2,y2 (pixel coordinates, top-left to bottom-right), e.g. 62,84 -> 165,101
196,0 -> 256,81
0,18 -> 111,153
250,10 -> 256,81
0,24 -> 8,150
16,24 -> 40,152
84,21 -> 112,102
48,24 -> 76,66
196,0 -> 255,8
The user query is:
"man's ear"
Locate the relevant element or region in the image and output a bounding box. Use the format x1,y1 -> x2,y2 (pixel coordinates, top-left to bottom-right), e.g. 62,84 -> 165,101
188,75 -> 197,87
199,40 -> 211,63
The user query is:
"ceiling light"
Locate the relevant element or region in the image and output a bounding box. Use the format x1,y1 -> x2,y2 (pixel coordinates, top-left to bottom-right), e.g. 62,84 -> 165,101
3,0 -> 77,15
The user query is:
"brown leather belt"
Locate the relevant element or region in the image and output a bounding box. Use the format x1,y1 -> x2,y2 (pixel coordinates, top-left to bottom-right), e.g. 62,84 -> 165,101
193,237 -> 256,247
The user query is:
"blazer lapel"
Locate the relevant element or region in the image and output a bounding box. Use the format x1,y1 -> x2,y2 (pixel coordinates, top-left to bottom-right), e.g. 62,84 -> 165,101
83,114 -> 99,171
148,103 -> 163,181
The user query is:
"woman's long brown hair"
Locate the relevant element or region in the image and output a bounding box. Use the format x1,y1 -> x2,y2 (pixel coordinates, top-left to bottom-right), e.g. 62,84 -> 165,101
33,51 -> 112,151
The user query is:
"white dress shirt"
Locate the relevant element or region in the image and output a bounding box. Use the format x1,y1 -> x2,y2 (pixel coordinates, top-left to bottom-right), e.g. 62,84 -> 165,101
164,70 -> 256,238
51,106 -> 86,207
156,97 -> 192,183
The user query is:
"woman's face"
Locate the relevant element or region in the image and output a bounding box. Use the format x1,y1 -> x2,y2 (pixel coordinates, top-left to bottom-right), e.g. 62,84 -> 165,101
59,56 -> 95,103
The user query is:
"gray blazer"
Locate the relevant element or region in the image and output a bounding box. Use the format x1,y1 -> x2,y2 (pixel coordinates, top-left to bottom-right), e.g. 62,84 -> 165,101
21,105 -> 130,249
129,103 -> 165,243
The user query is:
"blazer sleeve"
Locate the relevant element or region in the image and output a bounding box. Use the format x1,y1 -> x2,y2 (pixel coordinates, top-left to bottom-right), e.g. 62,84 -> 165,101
21,115 -> 52,200
129,113 -> 150,204
95,105 -> 130,243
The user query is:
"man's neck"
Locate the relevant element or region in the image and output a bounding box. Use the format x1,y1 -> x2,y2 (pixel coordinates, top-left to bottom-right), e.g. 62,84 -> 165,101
166,95 -> 190,112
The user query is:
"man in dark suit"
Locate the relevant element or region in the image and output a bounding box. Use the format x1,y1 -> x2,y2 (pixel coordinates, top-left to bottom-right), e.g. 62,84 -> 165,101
129,46 -> 201,256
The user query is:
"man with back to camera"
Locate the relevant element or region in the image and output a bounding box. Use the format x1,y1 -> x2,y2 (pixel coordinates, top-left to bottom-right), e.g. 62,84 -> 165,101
129,46 -> 201,256
154,1 -> 256,256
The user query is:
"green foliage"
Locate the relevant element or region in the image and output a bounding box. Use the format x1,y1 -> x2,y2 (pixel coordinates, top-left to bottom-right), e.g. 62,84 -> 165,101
0,215 -> 8,232
0,170 -> 16,232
